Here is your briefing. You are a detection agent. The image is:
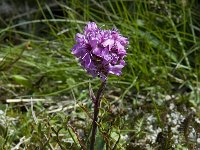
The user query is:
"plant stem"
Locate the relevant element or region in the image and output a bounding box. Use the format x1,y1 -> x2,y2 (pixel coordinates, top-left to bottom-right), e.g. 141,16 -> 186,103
90,81 -> 106,150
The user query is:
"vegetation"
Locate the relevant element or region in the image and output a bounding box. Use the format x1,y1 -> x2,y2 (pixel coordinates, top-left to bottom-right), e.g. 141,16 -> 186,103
0,0 -> 200,149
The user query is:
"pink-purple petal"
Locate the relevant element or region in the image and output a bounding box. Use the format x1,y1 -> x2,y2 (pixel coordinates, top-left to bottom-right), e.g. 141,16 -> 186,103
102,39 -> 115,50
108,65 -> 124,76
71,22 -> 128,81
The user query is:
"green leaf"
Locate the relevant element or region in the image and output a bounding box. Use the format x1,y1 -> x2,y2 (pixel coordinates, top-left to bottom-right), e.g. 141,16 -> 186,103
0,124 -> 6,137
95,131 -> 105,150
10,75 -> 31,87
67,78 -> 78,93
0,136 -> 5,149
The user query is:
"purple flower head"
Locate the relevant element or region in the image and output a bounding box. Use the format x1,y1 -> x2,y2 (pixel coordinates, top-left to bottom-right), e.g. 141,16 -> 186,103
72,22 -> 128,81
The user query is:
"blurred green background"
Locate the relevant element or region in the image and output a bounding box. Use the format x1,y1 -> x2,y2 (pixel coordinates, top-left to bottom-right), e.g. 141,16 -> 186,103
0,0 -> 200,149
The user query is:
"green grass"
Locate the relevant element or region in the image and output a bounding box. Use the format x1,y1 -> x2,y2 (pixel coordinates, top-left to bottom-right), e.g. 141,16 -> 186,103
0,0 -> 200,149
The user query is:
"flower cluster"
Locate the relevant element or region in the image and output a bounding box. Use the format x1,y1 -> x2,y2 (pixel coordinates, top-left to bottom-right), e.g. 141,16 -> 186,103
72,22 -> 128,81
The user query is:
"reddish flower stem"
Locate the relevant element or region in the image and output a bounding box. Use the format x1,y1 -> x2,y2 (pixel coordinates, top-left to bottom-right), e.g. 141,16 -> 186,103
90,81 -> 106,150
